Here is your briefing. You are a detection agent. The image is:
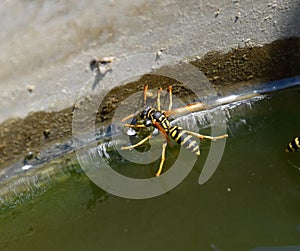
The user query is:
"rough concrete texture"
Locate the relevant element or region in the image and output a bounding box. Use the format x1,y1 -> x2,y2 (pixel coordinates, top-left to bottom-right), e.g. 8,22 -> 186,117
1,0 -> 300,122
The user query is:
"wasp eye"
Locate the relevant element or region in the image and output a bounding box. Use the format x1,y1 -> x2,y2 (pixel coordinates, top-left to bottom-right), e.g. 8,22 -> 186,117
140,111 -> 146,119
145,119 -> 152,127
130,117 -> 138,125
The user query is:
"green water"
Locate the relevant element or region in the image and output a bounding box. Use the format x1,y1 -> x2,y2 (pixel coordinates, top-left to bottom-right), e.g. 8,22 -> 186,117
1,88 -> 300,251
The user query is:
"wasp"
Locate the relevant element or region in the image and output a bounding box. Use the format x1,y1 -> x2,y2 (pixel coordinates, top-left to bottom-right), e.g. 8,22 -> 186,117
121,85 -> 228,176
286,136 -> 300,152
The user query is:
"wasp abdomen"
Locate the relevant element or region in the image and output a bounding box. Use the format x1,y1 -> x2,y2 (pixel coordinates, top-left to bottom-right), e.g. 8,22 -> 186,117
169,126 -> 200,155
286,136 -> 300,152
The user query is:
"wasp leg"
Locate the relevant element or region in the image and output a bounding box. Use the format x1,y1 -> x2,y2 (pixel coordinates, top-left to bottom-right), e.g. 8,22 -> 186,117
121,135 -> 152,150
124,124 -> 146,128
122,113 -> 138,122
164,102 -> 208,117
143,85 -> 148,106
185,131 -> 228,140
157,87 -> 162,110
168,86 -> 173,111
156,142 -> 167,177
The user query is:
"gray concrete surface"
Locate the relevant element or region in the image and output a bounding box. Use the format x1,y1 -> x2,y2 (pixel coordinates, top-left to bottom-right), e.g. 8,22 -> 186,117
1,0 -> 299,123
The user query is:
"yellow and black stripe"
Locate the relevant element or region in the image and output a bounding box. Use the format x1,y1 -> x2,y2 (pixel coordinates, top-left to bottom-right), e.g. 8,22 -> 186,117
286,136 -> 300,152
169,126 -> 200,155
141,106 -> 170,132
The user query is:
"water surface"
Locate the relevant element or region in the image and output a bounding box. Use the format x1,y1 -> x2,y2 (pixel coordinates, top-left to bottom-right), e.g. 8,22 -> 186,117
0,87 -> 300,251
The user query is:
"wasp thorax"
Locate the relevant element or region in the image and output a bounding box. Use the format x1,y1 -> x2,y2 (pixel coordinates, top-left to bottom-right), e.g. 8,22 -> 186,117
152,111 -> 162,120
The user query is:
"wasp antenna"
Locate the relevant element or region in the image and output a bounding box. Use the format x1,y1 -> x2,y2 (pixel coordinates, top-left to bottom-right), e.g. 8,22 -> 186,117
143,85 -> 149,105
157,87 -> 162,110
168,86 -> 173,111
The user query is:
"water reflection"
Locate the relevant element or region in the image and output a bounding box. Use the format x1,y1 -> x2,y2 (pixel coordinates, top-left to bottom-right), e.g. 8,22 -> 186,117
85,180 -> 110,211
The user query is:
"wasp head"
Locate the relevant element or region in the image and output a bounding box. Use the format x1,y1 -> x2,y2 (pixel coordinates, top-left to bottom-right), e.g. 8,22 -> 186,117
140,105 -> 151,119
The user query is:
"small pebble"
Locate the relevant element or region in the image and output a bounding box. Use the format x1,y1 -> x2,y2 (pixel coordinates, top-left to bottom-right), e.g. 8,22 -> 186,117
27,85 -> 35,93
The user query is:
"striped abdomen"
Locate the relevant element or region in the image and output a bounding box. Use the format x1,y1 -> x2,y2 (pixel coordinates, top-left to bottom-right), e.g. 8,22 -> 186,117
286,137 -> 300,152
169,126 -> 200,155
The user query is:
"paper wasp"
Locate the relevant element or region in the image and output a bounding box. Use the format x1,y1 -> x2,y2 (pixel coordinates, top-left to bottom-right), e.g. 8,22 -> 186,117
121,85 -> 228,176
286,136 -> 300,152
